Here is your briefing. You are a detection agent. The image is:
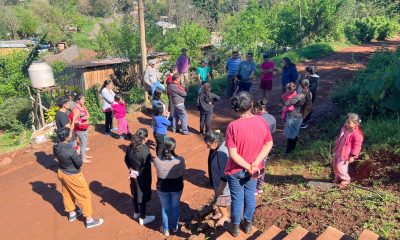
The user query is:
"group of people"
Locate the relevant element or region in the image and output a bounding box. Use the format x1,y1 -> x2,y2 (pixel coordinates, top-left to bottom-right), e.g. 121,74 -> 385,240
51,48 -> 363,237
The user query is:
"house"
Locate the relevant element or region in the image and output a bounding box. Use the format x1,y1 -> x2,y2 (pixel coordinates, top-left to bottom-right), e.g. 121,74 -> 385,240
60,58 -> 130,91
0,41 -> 30,54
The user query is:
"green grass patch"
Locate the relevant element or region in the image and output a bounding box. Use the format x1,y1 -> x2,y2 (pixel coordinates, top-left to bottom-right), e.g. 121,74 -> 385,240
0,131 -> 32,153
72,19 -> 96,49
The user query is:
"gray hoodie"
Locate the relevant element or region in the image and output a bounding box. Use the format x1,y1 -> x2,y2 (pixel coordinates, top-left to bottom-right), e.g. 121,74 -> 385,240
53,142 -> 82,174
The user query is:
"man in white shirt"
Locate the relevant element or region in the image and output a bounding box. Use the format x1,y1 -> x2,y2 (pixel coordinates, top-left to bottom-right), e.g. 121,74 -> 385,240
144,59 -> 165,95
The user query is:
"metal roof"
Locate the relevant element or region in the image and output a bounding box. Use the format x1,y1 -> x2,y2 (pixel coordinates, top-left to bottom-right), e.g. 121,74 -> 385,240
68,58 -> 130,69
0,40 -> 34,45
0,43 -> 27,48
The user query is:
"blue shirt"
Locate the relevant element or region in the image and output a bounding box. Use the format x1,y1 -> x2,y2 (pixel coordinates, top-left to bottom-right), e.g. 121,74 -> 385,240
281,65 -> 298,86
237,61 -> 256,81
226,57 -> 241,76
196,66 -> 211,82
153,116 -> 171,135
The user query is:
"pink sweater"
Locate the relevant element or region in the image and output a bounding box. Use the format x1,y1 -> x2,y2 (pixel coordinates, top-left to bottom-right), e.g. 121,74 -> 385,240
333,126 -> 364,161
281,91 -> 296,121
111,102 -> 127,119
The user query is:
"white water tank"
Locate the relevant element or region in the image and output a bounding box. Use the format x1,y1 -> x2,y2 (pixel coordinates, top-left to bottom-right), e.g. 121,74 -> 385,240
28,62 -> 55,89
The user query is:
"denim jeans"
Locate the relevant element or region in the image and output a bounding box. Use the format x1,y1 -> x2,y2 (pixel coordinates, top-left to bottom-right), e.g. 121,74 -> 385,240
172,104 -> 189,133
227,170 -> 257,225
73,130 -> 88,158
151,80 -> 165,96
237,81 -> 252,93
227,75 -> 236,96
157,191 -> 182,230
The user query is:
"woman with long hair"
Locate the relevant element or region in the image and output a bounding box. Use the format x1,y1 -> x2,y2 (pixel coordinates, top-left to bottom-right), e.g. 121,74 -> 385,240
124,128 -> 155,225
196,82 -> 220,135
281,57 -> 298,93
225,92 -> 273,237
153,137 -> 185,236
71,93 -> 92,163
100,80 -> 116,135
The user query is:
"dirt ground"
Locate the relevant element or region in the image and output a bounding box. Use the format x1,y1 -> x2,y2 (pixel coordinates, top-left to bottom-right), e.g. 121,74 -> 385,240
0,38 -> 399,240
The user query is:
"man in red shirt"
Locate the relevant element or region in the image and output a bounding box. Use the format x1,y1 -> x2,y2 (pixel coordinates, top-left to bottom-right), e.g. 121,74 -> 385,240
260,53 -> 275,103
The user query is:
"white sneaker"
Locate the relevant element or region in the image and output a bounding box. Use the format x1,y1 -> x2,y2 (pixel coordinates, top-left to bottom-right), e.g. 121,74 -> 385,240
139,215 -> 155,225
133,212 -> 140,219
86,148 -> 90,151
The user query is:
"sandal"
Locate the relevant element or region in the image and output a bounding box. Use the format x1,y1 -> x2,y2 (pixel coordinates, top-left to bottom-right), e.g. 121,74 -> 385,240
211,213 -> 222,220
216,218 -> 229,228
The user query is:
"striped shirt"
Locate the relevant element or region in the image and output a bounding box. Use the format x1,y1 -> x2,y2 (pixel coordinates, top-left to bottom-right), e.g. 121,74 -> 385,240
226,57 -> 242,76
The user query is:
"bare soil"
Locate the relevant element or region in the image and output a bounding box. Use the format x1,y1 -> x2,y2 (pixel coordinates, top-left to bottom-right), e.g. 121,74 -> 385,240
0,38 -> 399,240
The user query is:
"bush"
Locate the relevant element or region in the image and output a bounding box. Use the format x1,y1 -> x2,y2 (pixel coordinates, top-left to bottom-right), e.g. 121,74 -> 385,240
85,85 -> 104,125
124,87 -> 145,105
0,97 -> 32,133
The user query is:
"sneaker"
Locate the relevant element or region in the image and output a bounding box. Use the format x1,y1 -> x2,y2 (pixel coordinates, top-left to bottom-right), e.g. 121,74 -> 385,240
133,212 -> 140,219
160,227 -> 170,236
68,209 -> 82,222
172,224 -> 180,233
105,132 -> 111,136
86,218 -> 104,229
111,127 -> 118,131
83,159 -> 92,164
241,220 -> 252,234
227,223 -> 240,237
255,189 -> 264,194
139,215 -> 155,225
182,131 -> 192,135
86,148 -> 90,151
300,123 -> 308,129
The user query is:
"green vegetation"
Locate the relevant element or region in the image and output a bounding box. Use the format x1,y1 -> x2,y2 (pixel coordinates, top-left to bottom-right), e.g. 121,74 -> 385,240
85,84 -> 104,125
0,130 -> 32,153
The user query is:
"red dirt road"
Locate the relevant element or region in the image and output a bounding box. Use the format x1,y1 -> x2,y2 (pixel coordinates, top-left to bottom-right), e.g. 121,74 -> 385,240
0,39 -> 398,240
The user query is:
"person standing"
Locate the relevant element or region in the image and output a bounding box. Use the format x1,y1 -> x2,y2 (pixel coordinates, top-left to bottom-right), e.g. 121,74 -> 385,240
203,131 -> 231,227
301,66 -> 320,129
144,60 -> 165,96
53,127 -> 103,229
259,54 -> 275,103
283,79 -> 311,155
152,102 -> 171,157
64,90 -> 76,115
281,57 -> 298,93
226,51 -> 242,97
124,128 -> 155,225
236,53 -> 256,93
196,83 -> 220,135
100,80 -> 115,136
71,94 -> 92,163
55,96 -> 71,130
111,94 -> 130,139
169,74 -> 190,135
175,48 -> 191,87
225,92 -> 273,237
333,113 -> 363,188
196,59 -> 211,86
154,137 -> 186,236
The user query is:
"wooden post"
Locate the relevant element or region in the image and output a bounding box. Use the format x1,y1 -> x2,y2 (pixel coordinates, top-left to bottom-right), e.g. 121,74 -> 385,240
37,92 -> 45,128
138,0 -> 150,107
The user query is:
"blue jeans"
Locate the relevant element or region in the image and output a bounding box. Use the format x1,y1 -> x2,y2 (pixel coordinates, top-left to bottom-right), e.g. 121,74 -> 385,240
157,191 -> 182,230
237,81 -> 252,93
227,170 -> 257,225
151,80 -> 165,95
172,104 -> 189,133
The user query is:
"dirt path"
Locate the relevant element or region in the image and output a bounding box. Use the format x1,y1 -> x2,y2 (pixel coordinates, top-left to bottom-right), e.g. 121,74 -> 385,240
0,39 -> 399,240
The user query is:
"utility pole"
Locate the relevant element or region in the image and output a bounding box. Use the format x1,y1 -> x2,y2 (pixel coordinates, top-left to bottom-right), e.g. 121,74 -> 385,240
138,0 -> 149,106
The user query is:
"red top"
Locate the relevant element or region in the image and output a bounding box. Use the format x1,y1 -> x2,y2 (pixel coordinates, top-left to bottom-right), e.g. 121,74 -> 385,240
69,104 -> 89,131
333,126 -> 363,161
224,115 -> 272,175
111,101 -> 127,119
260,61 -> 275,81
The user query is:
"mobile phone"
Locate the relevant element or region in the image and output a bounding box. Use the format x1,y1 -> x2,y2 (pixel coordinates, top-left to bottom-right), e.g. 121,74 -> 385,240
251,168 -> 265,178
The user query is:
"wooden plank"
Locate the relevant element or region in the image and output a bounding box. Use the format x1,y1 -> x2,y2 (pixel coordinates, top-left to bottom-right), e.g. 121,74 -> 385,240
317,226 -> 346,240
359,229 -> 380,240
258,225 -> 287,240
283,226 -> 316,240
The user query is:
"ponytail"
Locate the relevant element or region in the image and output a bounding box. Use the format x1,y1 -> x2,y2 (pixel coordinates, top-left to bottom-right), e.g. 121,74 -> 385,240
231,92 -> 253,113
129,128 -> 148,153
161,137 -> 177,160
100,79 -> 112,93
203,130 -> 224,146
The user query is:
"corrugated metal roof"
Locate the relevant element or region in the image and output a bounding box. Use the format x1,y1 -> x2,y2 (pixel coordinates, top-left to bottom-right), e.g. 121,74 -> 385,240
0,40 -> 33,45
68,58 -> 130,68
0,43 -> 27,48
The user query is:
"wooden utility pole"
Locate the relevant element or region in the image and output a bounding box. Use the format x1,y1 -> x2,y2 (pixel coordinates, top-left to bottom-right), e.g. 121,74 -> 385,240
138,0 -> 149,106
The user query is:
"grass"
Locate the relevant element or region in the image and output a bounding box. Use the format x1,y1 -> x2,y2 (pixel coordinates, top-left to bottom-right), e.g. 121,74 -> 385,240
0,131 -> 32,154
72,19 -> 96,49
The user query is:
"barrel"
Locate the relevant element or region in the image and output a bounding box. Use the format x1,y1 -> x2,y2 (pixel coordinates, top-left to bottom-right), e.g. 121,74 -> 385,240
28,62 -> 56,89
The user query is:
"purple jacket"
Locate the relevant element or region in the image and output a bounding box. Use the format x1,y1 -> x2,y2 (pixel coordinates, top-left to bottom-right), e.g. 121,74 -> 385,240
175,55 -> 191,74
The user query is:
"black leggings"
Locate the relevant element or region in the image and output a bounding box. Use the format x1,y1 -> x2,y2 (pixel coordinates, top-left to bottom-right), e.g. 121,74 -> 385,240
104,111 -> 113,133
200,111 -> 213,134
153,132 -> 165,158
130,179 -> 147,219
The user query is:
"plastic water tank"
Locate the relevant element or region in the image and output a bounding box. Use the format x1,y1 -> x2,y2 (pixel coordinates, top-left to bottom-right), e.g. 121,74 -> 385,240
28,62 -> 56,89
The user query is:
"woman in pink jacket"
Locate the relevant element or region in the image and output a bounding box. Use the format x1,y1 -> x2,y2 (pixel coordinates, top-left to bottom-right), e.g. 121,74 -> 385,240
333,113 -> 364,188
111,94 -> 130,139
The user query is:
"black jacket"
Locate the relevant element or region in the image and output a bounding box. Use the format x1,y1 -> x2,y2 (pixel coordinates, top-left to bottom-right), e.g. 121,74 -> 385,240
125,145 -> 152,203
53,142 -> 82,174
197,91 -> 220,113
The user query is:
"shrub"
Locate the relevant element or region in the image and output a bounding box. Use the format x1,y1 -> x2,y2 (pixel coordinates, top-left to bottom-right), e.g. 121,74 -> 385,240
85,85 -> 104,125
45,106 -> 60,124
125,87 -> 145,105
0,97 -> 32,133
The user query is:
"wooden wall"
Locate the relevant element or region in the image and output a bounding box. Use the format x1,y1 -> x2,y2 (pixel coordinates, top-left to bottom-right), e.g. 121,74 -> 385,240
83,68 -> 115,89
0,48 -> 25,55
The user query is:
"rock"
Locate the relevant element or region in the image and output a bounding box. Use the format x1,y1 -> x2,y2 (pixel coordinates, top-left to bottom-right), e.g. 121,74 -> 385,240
0,157 -> 12,167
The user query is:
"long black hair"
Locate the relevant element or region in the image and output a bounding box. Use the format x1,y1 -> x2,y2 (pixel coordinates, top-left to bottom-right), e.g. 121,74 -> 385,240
100,79 -> 112,93
55,127 -> 71,143
129,128 -> 148,153
74,93 -> 84,102
231,92 -> 253,113
282,57 -> 295,69
153,102 -> 164,116
161,137 -> 177,160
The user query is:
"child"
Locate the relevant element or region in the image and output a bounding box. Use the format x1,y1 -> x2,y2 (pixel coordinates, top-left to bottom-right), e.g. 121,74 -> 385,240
333,113 -> 363,188
111,94 -> 130,139
196,83 -> 220,135
252,100 -> 276,195
153,102 -> 171,157
152,88 -> 166,113
281,82 -> 297,122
